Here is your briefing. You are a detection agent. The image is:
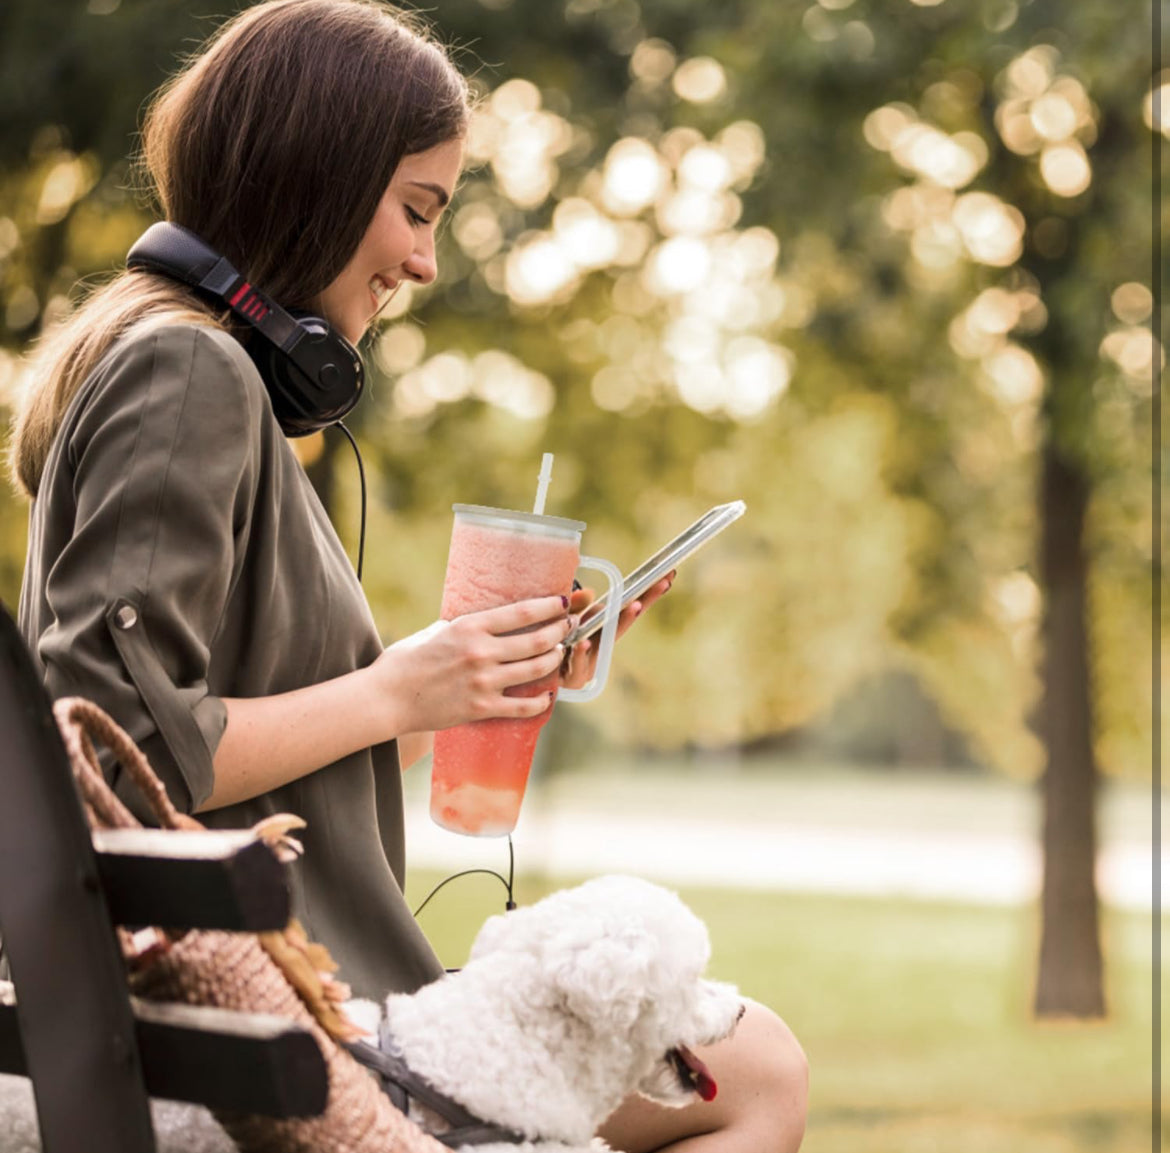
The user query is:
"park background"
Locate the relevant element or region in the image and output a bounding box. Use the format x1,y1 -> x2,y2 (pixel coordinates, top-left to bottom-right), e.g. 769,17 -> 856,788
0,0 -> 1163,1149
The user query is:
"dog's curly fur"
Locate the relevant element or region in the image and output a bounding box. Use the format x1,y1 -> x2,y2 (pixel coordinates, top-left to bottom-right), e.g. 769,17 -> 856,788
358,875 -> 744,1153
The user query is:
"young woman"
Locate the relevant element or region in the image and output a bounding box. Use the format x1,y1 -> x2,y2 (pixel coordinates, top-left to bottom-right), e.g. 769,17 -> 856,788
10,2 -> 806,1149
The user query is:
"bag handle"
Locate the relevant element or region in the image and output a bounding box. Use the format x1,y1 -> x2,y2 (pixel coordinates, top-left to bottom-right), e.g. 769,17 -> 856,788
53,696 -> 200,833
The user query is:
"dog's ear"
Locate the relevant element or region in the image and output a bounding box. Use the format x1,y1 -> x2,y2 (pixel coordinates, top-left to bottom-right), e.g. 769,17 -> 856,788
550,930 -> 654,1033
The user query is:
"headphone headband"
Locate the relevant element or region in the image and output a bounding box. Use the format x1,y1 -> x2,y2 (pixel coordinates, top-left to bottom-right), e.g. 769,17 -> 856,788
126,222 -> 364,436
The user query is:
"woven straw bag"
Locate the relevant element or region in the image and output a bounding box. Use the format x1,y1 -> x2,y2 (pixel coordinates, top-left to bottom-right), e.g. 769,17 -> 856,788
53,696 -> 448,1153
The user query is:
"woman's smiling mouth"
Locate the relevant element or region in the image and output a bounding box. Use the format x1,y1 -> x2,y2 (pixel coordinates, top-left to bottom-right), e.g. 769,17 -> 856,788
369,275 -> 398,310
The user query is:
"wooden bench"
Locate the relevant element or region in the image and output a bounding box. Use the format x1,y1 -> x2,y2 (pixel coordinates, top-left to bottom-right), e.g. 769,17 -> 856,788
0,602 -> 328,1153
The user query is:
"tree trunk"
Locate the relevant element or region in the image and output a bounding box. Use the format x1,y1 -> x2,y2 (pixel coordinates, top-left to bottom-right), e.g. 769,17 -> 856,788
1033,443 -> 1106,1018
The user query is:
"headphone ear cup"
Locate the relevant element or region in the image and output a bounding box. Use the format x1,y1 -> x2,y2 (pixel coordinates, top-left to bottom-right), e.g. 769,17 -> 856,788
249,316 -> 364,437
127,223 -> 365,436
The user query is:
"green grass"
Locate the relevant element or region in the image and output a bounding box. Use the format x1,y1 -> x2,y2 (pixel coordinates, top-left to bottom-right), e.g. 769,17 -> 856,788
404,867 -> 1160,1153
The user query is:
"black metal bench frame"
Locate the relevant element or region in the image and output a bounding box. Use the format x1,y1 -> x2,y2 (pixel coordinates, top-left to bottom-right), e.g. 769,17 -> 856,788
0,603 -> 328,1152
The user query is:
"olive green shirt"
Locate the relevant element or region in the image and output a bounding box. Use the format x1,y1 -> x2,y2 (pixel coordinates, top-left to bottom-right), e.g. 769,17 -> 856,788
19,322 -> 443,998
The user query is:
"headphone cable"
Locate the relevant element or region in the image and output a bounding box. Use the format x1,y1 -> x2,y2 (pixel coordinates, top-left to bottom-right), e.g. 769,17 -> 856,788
412,835 -> 517,919
335,421 -> 367,582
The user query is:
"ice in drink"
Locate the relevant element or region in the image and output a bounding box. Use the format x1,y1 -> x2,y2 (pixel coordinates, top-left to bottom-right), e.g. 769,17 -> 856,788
431,506 -> 583,836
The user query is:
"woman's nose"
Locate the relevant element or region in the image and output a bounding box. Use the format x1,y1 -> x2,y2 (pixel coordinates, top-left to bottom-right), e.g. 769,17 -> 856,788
403,237 -> 438,285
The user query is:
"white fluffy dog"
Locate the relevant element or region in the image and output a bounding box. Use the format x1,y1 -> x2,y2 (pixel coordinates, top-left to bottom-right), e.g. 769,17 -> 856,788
348,874 -> 744,1152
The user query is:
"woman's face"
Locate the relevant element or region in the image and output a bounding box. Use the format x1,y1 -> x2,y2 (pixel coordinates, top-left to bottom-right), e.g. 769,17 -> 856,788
319,136 -> 464,344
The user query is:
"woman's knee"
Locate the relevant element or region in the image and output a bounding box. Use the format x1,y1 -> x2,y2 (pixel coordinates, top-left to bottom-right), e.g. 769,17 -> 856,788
736,1000 -> 809,1147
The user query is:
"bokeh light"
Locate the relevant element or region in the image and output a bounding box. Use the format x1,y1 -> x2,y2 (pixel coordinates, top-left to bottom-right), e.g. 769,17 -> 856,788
672,56 -> 727,104
716,121 -> 767,186
952,192 -> 1025,267
374,323 -> 426,375
35,154 -> 98,226
505,232 -> 579,305
466,79 -> 574,209
1143,75 -> 1169,136
644,235 -> 712,294
678,145 -> 733,192
868,104 -> 987,190
1039,142 -> 1092,197
553,198 -> 621,268
1030,91 -> 1078,140
452,202 -> 504,262
982,343 -> 1045,407
1111,282 -> 1153,325
1100,327 -> 1164,383
601,137 -> 667,216
1001,46 -> 1057,101
392,349 -> 554,421
630,38 -> 676,84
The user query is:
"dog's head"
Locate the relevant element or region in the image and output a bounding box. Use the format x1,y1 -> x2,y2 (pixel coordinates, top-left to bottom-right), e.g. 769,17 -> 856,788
469,875 -> 744,1110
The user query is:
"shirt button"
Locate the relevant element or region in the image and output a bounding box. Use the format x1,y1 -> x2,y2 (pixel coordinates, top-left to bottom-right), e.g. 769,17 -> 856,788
115,605 -> 138,630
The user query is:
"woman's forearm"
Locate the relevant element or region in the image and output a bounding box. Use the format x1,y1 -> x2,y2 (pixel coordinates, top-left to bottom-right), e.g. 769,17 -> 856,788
200,667 -> 393,811
199,595 -> 577,811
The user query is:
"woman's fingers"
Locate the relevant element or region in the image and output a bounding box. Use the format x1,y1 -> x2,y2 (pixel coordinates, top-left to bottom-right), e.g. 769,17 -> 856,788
496,645 -> 568,690
560,570 -> 678,688
569,586 -> 597,613
470,594 -> 570,634
493,615 -> 574,663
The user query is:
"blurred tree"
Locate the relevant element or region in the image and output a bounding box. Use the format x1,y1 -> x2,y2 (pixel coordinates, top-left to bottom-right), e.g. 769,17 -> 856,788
379,0 -> 1160,1019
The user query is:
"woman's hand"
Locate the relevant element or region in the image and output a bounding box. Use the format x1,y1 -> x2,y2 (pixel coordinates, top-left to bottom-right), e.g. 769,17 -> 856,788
375,595 -> 574,734
560,570 -> 675,690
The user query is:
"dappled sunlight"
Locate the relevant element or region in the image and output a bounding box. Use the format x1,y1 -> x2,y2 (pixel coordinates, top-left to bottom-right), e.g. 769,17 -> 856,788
600,137 -> 666,216
504,231 -> 579,304
988,570 -> 1041,662
1099,327 -> 1164,393
442,56 -> 788,423
951,192 -> 1025,267
1038,141 -> 1091,197
1110,281 -> 1153,325
981,344 -> 1044,409
452,201 -> 505,262
671,55 -> 727,104
35,152 -> 99,226
373,322 -> 426,375
995,49 -> 1098,196
468,78 -> 575,209
629,37 -> 676,85
1142,73 -> 1169,136
552,197 -> 621,267
391,347 -> 555,422
866,103 -> 988,189
949,285 -> 1047,360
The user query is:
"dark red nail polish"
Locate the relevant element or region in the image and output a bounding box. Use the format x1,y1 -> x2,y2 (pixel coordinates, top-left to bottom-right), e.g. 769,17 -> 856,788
561,595 -> 569,609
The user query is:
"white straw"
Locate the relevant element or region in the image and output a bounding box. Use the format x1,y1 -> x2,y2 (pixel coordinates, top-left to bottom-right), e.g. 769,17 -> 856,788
533,452 -> 554,515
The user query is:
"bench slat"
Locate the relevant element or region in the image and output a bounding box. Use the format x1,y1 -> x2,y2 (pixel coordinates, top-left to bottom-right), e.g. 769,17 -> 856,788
0,1000 -> 327,1118
93,829 -> 291,931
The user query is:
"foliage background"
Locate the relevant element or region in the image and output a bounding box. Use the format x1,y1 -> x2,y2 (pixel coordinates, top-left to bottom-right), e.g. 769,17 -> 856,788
0,0 -> 1161,779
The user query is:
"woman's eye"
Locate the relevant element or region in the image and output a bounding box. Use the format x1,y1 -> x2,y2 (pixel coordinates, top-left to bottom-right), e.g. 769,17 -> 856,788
406,206 -> 431,227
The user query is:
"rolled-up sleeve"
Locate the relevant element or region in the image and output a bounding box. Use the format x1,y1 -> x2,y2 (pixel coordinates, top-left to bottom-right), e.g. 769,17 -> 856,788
37,325 -> 263,814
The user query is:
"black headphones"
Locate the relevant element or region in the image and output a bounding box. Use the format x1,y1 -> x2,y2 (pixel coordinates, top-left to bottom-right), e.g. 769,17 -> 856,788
126,221 -> 364,437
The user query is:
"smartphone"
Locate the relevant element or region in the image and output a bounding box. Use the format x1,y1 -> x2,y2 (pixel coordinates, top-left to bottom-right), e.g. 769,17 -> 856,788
564,500 -> 746,646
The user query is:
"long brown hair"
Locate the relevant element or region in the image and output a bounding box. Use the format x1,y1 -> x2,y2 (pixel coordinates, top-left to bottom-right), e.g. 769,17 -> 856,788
10,0 -> 469,497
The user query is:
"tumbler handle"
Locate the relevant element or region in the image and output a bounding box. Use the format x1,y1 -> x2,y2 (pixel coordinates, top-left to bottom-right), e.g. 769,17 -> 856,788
558,556 -> 623,703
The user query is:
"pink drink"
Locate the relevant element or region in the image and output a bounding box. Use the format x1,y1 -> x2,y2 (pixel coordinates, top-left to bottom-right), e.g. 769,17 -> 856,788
431,506 -> 584,836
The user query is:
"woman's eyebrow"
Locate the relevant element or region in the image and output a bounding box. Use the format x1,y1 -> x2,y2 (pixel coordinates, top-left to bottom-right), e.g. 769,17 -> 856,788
408,181 -> 450,209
